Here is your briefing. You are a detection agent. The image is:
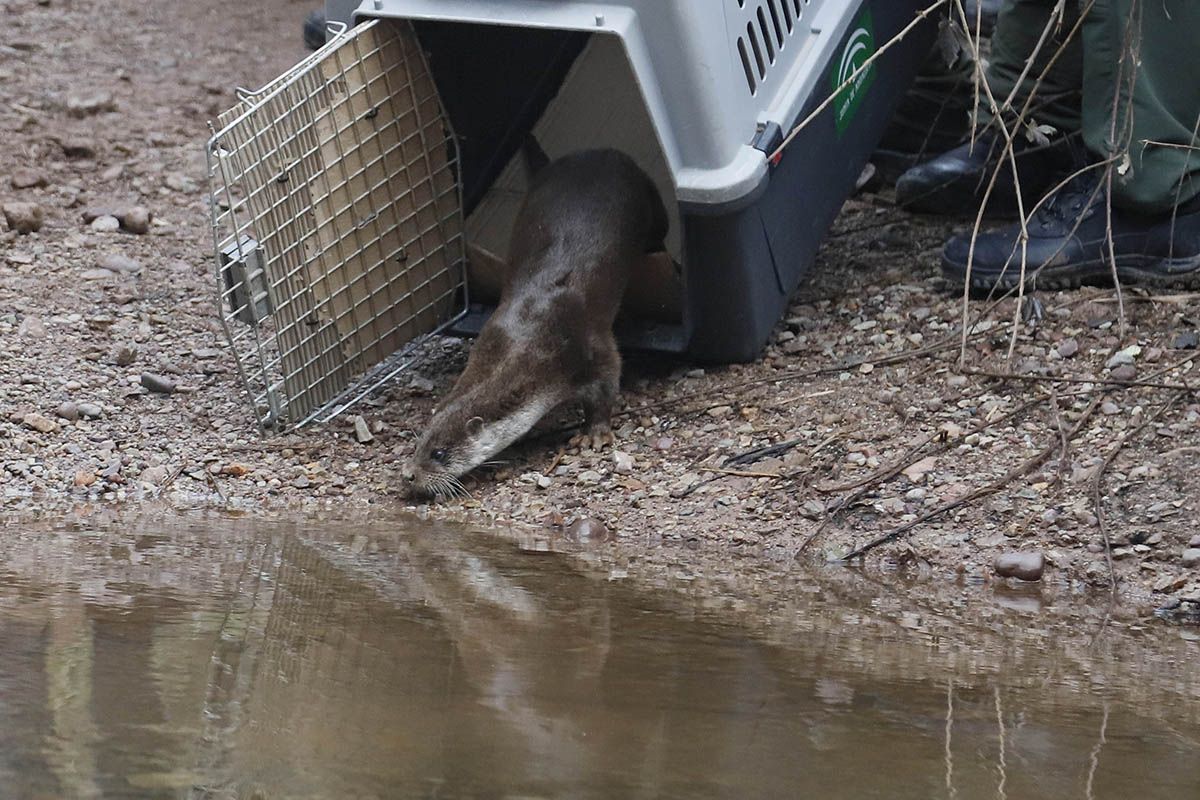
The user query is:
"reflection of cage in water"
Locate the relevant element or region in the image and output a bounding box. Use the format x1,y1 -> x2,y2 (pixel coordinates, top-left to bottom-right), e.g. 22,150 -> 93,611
207,19 -> 467,430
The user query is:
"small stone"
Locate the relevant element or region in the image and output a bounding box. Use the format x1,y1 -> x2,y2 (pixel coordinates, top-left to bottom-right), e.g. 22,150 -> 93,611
22,412 -> 58,434
140,465 -> 169,485
59,137 -> 97,158
114,344 -> 138,366
17,315 -> 46,338
140,373 -> 176,394
846,451 -> 867,466
11,168 -> 48,189
219,463 -> 250,477
1154,574 -> 1187,594
1100,400 -> 1121,416
612,450 -> 635,475
577,470 -> 603,486
1106,346 -> 1140,369
1055,338 -> 1079,358
902,455 -> 938,483
1172,330 -> 1199,350
164,172 -> 199,193
1109,364 -> 1137,382
77,403 -> 102,419
81,268 -> 114,281
66,90 -> 116,117
117,206 -> 151,234
905,487 -> 926,501
74,470 -> 97,488
2,202 -> 44,233
98,253 -> 142,274
653,436 -> 674,451
81,205 -> 115,223
290,475 -> 311,489
352,415 -> 374,444
56,402 -> 80,421
1189,534 -> 1200,548
706,405 -> 733,419
91,215 -> 120,233
993,551 -> 1045,582
536,475 -> 553,489
1182,548 -> 1200,568
567,516 -> 610,542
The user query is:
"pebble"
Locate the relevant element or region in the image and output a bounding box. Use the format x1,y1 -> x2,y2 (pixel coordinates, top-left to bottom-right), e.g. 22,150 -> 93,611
577,470 -> 602,486
536,475 -> 553,489
1172,330 -> 1198,350
1154,574 -> 1187,594
164,172 -> 199,193
81,268 -> 114,281
1109,364 -> 1137,382
98,253 -> 142,274
78,402 -> 102,419
56,402 -> 80,421
11,168 -> 47,189
1189,534 -> 1200,548
117,206 -> 151,234
1183,549 -> 1200,568
612,450 -> 635,475
706,405 -> 733,419
291,475 -> 311,489
567,516 -> 610,542
66,90 -> 116,117
946,375 -> 967,388
22,412 -> 58,434
59,137 -> 97,158
17,315 -> 46,338
3,201 -> 44,233
114,344 -> 138,366
74,470 -> 97,488
352,415 -> 374,444
140,372 -> 176,394
993,551 -> 1045,581
1055,338 -> 1079,358
1100,400 -> 1121,416
91,215 -> 120,233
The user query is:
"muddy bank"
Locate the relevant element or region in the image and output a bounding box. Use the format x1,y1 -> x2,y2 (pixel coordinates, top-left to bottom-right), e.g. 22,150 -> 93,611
2,0 -> 1198,611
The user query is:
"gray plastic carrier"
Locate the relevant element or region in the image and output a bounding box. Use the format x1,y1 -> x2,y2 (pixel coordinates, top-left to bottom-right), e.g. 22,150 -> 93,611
209,1 -> 932,428
328,0 -> 934,362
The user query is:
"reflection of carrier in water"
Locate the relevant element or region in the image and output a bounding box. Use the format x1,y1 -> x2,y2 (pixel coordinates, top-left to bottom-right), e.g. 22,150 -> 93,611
1,520 -> 1200,798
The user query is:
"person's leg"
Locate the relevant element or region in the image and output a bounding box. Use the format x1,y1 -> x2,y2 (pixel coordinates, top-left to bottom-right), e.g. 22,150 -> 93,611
983,0 -> 1083,133
896,0 -> 1088,216
940,1 -> 1200,290
1081,0 -> 1200,213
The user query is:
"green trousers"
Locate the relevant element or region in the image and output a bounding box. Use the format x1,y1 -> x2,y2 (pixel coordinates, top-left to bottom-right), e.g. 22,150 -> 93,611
985,0 -> 1200,212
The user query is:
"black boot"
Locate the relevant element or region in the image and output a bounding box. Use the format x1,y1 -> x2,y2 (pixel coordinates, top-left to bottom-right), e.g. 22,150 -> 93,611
895,129 -> 1088,218
941,174 -> 1200,291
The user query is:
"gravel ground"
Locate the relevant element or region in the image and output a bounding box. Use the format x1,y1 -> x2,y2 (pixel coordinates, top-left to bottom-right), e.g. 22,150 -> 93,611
3,0 -> 1199,614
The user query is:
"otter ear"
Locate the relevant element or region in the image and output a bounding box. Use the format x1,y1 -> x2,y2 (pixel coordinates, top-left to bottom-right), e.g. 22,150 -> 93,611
466,416 -> 484,436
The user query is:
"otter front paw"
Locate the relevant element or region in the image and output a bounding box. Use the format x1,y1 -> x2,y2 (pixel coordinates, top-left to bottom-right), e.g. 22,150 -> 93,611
569,426 -> 614,452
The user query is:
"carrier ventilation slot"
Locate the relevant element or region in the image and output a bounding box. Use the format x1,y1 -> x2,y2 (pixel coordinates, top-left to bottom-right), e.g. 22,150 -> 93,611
735,0 -> 809,95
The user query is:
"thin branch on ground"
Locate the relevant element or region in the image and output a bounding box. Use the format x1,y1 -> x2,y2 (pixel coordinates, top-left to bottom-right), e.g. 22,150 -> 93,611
842,394 -> 1102,560
1089,390 -> 1185,594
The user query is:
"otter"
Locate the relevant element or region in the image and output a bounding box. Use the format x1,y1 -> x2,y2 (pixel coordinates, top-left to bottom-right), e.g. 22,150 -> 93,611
402,146 -> 668,498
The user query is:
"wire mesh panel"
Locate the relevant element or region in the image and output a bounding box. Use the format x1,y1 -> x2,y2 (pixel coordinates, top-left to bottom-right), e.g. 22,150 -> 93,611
207,19 -> 466,429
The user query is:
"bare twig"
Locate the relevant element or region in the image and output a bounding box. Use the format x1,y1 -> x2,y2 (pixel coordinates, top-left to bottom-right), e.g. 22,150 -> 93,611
843,394 -> 1102,560
1090,390 -> 1186,593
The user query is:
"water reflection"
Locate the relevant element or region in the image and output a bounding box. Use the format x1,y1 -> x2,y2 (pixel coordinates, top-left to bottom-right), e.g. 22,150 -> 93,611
0,514 -> 1197,798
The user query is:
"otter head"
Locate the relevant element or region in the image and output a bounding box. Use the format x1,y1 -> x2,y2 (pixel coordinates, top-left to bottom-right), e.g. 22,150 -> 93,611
401,407 -> 487,500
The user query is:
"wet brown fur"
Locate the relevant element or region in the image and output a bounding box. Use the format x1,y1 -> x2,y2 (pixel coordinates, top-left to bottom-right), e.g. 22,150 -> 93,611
402,148 -> 667,497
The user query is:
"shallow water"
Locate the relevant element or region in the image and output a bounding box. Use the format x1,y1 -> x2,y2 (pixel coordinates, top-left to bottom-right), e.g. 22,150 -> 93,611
0,514 -> 1197,799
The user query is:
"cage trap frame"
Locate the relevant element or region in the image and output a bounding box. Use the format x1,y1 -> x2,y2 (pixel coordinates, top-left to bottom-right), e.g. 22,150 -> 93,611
207,19 -> 467,430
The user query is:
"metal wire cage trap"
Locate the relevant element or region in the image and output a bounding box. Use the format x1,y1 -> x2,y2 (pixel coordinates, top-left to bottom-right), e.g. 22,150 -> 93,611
207,19 -> 467,430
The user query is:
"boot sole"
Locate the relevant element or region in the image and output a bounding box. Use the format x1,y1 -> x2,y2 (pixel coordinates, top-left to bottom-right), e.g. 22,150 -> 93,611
943,252 -> 1200,293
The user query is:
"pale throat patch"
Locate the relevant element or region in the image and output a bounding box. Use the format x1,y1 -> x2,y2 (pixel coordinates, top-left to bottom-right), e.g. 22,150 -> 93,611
457,395 -> 555,473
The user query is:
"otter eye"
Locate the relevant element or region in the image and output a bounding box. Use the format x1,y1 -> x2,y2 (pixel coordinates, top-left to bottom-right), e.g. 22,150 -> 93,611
431,448 -> 447,463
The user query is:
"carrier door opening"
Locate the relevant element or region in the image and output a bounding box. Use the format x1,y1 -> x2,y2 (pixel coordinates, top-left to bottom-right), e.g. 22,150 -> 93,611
414,22 -> 685,328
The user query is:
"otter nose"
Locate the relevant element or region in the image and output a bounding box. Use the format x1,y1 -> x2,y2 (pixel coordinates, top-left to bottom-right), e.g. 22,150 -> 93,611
400,465 -> 415,483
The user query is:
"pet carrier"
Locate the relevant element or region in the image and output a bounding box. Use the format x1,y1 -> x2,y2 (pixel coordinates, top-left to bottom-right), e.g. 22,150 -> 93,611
209,0 -> 934,428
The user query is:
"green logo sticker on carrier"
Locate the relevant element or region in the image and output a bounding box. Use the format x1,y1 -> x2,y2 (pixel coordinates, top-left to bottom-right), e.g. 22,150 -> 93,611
831,9 -> 877,135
